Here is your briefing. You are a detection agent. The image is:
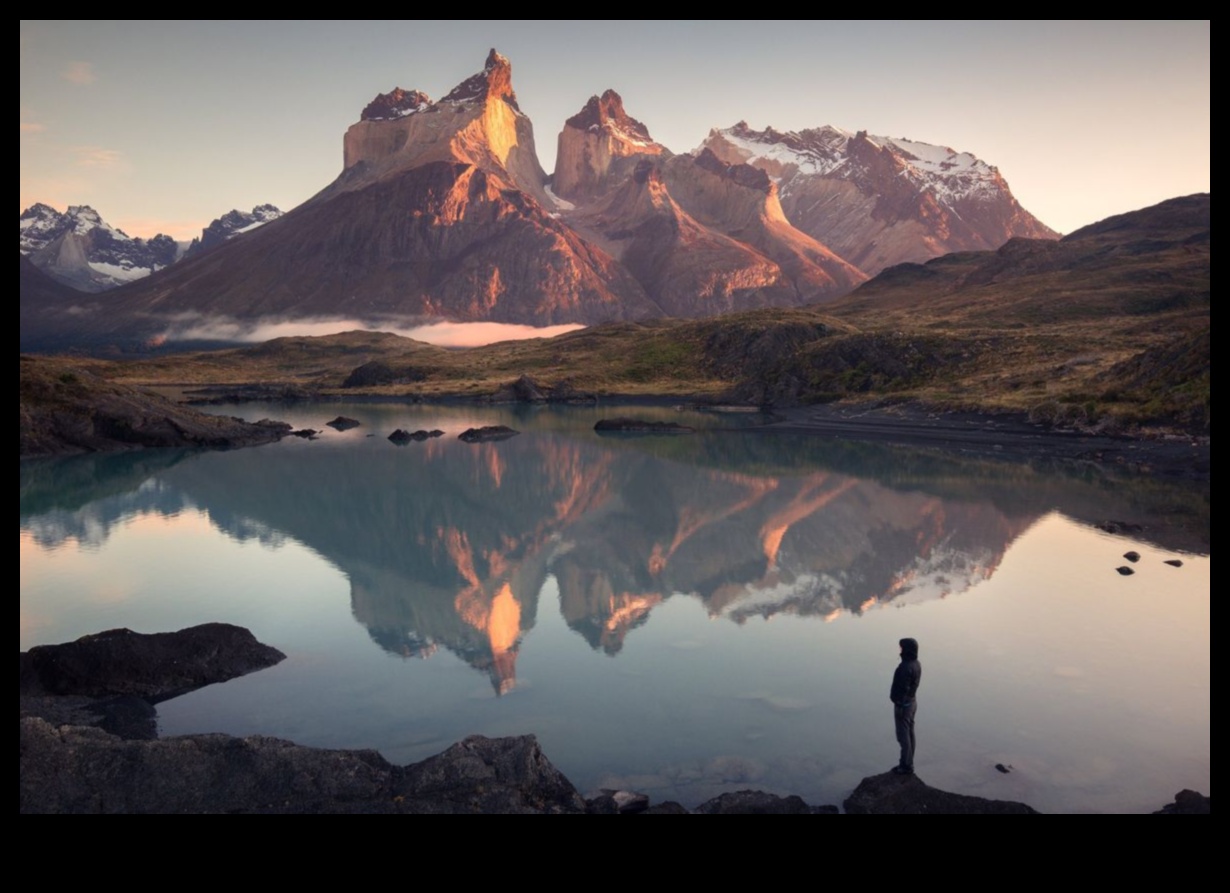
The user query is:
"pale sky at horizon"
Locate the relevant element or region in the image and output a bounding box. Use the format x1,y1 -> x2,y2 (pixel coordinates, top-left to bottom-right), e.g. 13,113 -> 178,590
20,21 -> 1209,242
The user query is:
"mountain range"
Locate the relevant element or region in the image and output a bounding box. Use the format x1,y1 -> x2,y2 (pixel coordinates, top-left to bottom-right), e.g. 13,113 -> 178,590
20,49 -> 1053,352
19,203 -> 283,295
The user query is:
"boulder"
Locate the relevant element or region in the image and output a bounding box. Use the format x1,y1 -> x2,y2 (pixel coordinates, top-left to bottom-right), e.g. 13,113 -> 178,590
492,374 -> 549,403
695,789 -> 836,814
343,361 -> 397,388
20,623 -> 286,702
594,418 -> 695,435
1153,789 -> 1210,814
843,771 -> 1038,814
458,425 -> 519,442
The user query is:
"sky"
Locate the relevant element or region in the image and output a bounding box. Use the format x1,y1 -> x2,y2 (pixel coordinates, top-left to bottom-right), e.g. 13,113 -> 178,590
21,21 -> 1209,242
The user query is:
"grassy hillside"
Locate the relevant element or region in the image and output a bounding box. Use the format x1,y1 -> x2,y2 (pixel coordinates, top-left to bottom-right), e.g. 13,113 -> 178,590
87,195 -> 1210,435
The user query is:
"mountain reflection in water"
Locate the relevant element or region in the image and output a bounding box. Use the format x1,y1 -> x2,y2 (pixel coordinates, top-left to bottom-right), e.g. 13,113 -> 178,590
20,403 -> 1209,812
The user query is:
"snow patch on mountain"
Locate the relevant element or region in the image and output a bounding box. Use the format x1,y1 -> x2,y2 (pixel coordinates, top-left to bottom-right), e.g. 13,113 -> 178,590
184,204 -> 283,258
710,123 -> 1004,206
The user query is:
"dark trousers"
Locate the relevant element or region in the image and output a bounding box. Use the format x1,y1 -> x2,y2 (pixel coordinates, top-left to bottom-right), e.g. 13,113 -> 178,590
894,700 -> 917,770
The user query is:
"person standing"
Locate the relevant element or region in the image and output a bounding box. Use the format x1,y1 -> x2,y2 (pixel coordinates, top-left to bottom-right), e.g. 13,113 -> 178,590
890,637 -> 922,775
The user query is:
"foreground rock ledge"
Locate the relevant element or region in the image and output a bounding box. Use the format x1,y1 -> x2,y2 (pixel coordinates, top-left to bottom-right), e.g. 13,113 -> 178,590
20,722 -> 585,814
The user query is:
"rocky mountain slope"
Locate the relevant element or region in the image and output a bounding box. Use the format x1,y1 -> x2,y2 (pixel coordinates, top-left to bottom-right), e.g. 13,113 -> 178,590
702,122 -> 1057,274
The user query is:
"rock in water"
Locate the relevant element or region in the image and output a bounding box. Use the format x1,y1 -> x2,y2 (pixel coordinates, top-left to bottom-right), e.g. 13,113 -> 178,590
20,623 -> 286,702
458,425 -> 519,442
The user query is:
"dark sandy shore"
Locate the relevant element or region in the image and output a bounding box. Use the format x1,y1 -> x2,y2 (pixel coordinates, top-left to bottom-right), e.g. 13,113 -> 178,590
753,403 -> 1209,481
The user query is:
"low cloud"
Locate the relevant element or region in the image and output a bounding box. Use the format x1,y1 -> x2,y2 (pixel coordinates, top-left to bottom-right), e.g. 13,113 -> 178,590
20,122 -> 46,134
62,61 -> 96,85
71,146 -> 122,168
157,314 -> 585,348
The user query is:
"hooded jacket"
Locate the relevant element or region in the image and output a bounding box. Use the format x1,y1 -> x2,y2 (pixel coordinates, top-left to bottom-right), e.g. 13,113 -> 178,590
890,638 -> 921,707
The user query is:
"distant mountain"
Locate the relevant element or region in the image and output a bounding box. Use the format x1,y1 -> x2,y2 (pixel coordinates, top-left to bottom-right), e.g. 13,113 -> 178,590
183,205 -> 282,259
702,122 -> 1057,274
19,51 -> 1060,352
553,91 -> 867,316
23,50 -> 659,350
19,204 -> 178,292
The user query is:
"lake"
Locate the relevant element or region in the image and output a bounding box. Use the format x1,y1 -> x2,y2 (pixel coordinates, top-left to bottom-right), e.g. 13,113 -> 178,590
20,402 -> 1210,812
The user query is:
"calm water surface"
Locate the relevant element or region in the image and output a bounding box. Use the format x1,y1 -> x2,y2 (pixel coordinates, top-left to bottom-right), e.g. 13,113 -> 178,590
20,402 -> 1210,812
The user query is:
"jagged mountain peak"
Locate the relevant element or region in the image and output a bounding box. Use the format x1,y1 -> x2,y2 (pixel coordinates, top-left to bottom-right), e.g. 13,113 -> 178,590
19,202 -> 177,293
20,202 -> 60,221
20,203 -> 129,255
340,49 -> 545,202
565,89 -> 653,144
184,204 -> 284,259
553,89 -> 664,201
440,48 -> 520,112
709,122 -> 1013,205
361,87 -> 432,121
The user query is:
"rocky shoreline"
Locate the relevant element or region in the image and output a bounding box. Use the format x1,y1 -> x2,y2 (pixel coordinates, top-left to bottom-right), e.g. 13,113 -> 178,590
20,356 -> 293,458
20,625 -> 1208,814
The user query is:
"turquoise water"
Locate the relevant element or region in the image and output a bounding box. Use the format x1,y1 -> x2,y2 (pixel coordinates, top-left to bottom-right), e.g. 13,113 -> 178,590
20,402 -> 1210,812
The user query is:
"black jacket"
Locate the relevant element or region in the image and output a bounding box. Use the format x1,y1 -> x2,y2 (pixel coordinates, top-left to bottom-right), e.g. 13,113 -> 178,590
891,639 -> 922,706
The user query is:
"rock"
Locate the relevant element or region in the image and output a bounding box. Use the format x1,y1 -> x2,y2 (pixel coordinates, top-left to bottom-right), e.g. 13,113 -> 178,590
643,801 -> 691,814
1098,521 -> 1144,536
585,794 -> 621,814
586,789 -> 650,814
593,418 -> 695,435
492,374 -> 549,403
20,693 -> 159,741
344,361 -> 397,388
1164,559 -> 1184,567
342,363 -> 428,389
392,735 -> 586,815
326,416 -> 361,431
1123,551 -> 1141,562
843,771 -> 1039,814
20,623 -> 286,702
19,724 -> 586,815
550,379 -> 597,404
1116,566 -> 1135,575
694,789 -> 834,814
1153,789 -> 1210,814
391,428 -> 445,443
458,425 -> 519,442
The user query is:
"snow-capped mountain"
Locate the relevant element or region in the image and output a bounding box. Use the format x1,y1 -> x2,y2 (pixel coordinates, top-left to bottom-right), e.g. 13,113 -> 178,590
19,204 -> 179,292
183,204 -> 283,259
702,122 -> 1058,274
